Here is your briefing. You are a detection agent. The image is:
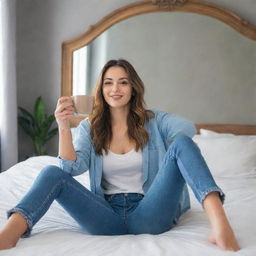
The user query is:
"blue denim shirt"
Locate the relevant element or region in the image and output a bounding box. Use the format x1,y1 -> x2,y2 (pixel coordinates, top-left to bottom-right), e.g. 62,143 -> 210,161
58,109 -> 197,221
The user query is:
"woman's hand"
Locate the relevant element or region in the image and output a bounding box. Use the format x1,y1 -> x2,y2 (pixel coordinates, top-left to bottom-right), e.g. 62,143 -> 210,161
54,96 -> 75,130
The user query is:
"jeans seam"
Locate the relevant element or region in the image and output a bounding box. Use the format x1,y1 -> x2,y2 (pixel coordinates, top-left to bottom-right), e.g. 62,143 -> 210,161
176,155 -> 225,205
124,196 -> 128,233
123,196 -> 126,220
171,148 -> 210,204
32,177 -> 117,218
31,179 -> 65,220
175,155 -> 200,191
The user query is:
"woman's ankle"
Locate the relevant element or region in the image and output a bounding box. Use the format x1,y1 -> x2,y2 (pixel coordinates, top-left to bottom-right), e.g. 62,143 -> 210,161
0,231 -> 17,250
0,212 -> 28,248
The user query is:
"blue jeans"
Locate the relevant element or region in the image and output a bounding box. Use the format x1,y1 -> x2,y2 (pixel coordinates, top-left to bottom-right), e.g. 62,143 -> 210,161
7,135 -> 224,237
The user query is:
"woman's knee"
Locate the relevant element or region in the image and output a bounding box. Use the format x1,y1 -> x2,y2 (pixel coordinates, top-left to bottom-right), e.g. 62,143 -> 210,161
170,133 -> 198,150
38,165 -> 67,181
167,133 -> 199,157
172,133 -> 192,145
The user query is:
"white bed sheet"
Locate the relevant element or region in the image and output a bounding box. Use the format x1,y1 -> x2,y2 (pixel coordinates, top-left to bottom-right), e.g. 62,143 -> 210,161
0,156 -> 256,256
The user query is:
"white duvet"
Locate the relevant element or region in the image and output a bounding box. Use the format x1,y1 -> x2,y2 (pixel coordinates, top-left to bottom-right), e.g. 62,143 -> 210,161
0,155 -> 256,256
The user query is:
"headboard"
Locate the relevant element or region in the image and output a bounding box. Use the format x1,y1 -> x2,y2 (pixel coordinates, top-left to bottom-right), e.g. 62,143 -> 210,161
196,124 -> 256,135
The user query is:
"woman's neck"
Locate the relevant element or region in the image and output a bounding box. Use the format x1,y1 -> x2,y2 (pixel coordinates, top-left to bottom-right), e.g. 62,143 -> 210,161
110,107 -> 129,128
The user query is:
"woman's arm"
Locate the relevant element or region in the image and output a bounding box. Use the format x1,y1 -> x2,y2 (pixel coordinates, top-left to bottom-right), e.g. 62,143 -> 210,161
55,96 -> 76,161
55,96 -> 92,176
58,127 -> 76,161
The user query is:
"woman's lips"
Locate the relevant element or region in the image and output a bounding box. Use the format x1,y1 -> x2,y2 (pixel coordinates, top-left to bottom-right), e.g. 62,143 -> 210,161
111,95 -> 123,100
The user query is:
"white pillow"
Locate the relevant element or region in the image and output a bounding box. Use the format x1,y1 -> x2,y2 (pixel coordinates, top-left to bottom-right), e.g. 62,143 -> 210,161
199,128 -> 235,138
192,132 -> 256,177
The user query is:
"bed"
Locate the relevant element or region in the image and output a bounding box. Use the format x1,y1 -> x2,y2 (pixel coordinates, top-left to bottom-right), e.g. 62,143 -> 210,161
0,125 -> 256,256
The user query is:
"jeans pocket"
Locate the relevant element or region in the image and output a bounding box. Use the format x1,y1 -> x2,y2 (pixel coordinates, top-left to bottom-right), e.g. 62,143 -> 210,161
127,194 -> 144,203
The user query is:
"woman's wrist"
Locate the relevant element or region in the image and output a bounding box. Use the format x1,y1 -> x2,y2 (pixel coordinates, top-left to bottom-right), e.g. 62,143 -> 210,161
58,126 -> 71,133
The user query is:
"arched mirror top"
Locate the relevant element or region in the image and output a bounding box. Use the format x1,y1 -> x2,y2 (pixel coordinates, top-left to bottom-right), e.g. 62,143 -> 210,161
61,0 -> 256,96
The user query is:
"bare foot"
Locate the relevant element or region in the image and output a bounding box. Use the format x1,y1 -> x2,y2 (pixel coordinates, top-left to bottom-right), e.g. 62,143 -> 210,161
0,232 -> 16,251
208,226 -> 240,251
203,191 -> 240,251
208,233 -> 216,245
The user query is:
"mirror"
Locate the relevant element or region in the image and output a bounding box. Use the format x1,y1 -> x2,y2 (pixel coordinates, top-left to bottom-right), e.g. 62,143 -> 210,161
62,1 -> 256,124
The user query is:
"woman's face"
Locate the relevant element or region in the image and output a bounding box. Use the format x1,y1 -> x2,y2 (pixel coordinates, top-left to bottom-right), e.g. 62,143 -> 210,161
102,66 -> 133,110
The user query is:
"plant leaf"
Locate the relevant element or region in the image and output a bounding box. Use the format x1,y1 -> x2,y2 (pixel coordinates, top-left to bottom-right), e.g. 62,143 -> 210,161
34,135 -> 44,147
46,128 -> 58,141
34,139 -> 44,155
18,115 -> 30,125
19,96 -> 58,156
18,116 -> 35,138
34,96 -> 45,127
18,107 -> 35,125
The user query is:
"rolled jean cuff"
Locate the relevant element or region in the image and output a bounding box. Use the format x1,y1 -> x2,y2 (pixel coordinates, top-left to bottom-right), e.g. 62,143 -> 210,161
6,207 -> 33,238
199,187 -> 225,205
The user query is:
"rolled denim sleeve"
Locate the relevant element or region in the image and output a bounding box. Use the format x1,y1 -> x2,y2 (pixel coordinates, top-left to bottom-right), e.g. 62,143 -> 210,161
154,109 -> 197,145
58,119 -> 92,176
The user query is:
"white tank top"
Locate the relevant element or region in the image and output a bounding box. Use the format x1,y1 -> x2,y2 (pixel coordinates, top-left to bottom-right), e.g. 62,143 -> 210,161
102,148 -> 144,195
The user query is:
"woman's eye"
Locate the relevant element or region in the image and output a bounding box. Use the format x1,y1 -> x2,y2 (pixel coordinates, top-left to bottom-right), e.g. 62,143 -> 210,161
103,81 -> 129,86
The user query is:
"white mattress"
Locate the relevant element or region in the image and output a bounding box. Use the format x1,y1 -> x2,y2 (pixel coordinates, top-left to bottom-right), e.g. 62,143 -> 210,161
0,156 -> 256,256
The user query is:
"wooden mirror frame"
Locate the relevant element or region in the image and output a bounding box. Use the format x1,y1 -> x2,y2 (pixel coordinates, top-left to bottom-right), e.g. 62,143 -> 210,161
61,0 -> 256,133
61,0 -> 256,96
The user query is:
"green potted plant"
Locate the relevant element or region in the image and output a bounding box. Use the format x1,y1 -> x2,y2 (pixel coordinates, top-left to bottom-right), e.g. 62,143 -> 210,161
18,96 -> 58,156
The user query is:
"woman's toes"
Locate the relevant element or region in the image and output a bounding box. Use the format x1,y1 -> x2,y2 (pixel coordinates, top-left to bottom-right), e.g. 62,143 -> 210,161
208,234 -> 216,244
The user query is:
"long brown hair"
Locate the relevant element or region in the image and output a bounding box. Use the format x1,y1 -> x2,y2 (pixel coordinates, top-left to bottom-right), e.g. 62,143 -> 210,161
88,59 -> 155,155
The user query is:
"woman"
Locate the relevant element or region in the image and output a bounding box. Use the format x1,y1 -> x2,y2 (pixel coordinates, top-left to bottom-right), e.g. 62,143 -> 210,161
0,59 -> 239,251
